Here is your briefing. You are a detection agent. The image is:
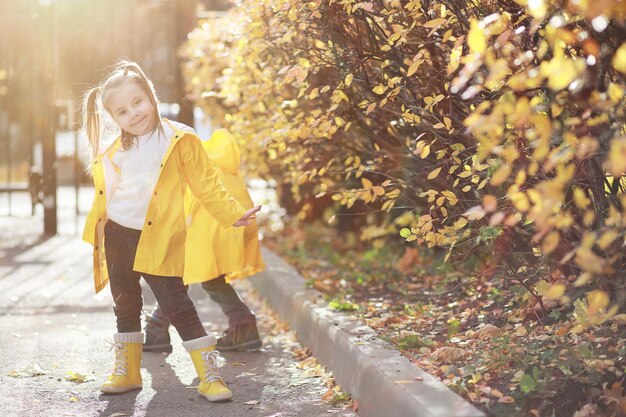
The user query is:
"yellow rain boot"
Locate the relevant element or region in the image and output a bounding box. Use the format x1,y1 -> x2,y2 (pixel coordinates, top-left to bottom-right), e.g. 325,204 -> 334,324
182,335 -> 232,402
100,332 -> 143,394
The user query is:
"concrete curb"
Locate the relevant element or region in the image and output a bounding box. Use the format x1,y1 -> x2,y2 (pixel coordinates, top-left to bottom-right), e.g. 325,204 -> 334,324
251,247 -> 485,417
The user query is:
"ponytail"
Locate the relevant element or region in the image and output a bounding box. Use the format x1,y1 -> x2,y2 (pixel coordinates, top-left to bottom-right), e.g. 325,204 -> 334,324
82,86 -> 101,161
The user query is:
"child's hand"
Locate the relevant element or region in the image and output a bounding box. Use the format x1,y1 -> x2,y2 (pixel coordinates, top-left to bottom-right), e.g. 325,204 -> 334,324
233,205 -> 261,227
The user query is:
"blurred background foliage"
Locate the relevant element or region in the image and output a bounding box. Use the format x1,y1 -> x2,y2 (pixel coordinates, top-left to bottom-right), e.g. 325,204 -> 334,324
0,0 -> 225,185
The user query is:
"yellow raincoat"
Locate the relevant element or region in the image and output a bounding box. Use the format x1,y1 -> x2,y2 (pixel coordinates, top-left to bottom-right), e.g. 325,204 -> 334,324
183,128 -> 265,284
83,120 -> 260,293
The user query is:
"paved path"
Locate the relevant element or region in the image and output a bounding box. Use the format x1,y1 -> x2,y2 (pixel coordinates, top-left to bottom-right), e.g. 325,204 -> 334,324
0,191 -> 355,417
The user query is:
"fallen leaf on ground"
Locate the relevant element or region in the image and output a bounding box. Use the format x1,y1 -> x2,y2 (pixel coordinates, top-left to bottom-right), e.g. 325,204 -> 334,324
244,400 -> 260,405
514,326 -> 528,336
572,403 -> 600,417
394,380 -> 414,384
352,400 -> 359,413
8,363 -> 48,378
491,389 -> 504,398
429,347 -> 468,363
498,396 -> 515,403
65,371 -> 96,383
474,324 -> 499,339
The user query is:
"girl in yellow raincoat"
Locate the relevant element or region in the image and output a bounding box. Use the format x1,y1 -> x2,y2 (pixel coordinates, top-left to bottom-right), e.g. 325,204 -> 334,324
81,61 -> 260,402
143,128 -> 265,354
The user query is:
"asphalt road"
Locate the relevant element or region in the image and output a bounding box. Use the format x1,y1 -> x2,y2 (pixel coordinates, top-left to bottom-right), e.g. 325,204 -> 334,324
0,191 -> 356,417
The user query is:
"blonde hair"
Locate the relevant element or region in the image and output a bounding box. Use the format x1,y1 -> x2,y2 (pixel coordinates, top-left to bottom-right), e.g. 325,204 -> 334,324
81,60 -> 164,161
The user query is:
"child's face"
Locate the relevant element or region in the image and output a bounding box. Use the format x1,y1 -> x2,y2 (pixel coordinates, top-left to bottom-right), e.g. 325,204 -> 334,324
106,80 -> 156,136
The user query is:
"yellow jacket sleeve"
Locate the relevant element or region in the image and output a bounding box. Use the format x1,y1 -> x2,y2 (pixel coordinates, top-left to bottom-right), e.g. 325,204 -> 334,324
177,134 -> 246,228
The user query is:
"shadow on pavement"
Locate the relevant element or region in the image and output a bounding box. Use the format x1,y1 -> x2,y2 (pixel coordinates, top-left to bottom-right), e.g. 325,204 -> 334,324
97,386 -> 141,417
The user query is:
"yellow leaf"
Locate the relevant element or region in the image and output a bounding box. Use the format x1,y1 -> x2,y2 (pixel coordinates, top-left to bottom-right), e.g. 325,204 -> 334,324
574,272 -> 593,287
328,215 -> 336,224
298,57 -> 311,68
345,73 -> 354,86
610,314 -> 626,325
453,218 -> 468,230
414,140 -> 427,155
483,195 -> 497,212
597,230 -> 618,250
549,61 -> 579,90
361,178 -> 373,189
309,88 -> 319,99
587,290 -> 609,315
608,136 -> 626,175
541,231 -> 560,255
372,186 -> 385,196
509,191 -> 529,212
573,188 -> 590,209
490,164 -> 511,186
463,205 -> 486,221
420,144 -> 431,159
372,84 -> 388,95
447,44 -> 463,75
423,17 -> 446,29
608,83 -> 624,103
575,248 -> 609,274
427,167 -> 442,180
468,19 -> 486,54
407,60 -> 422,77
612,42 -> 626,74
535,280 -> 565,299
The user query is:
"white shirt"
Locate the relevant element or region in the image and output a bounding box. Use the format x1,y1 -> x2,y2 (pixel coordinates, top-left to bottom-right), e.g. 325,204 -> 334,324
107,120 -> 195,230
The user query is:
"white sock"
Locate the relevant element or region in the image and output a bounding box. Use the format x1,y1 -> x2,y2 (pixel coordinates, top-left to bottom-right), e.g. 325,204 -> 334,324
181,335 -> 217,352
113,332 -> 144,343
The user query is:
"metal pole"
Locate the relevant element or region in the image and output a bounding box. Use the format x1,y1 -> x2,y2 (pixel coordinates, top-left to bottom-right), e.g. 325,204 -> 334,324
4,111 -> 10,215
40,0 -> 57,235
74,129 -> 79,216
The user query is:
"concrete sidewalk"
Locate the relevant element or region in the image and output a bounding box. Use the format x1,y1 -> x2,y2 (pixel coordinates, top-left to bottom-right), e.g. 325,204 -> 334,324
0,213 -> 355,417
1,187 -> 484,417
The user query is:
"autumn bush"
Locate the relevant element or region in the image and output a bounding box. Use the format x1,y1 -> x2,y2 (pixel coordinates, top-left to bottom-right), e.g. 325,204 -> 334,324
182,3 -> 626,409
182,0 -> 625,330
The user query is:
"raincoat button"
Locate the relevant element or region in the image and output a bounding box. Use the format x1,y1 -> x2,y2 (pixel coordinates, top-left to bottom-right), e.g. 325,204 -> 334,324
99,190 -> 103,195
160,164 -> 163,168
94,161 -> 98,164
148,221 -> 152,226
95,246 -> 98,250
